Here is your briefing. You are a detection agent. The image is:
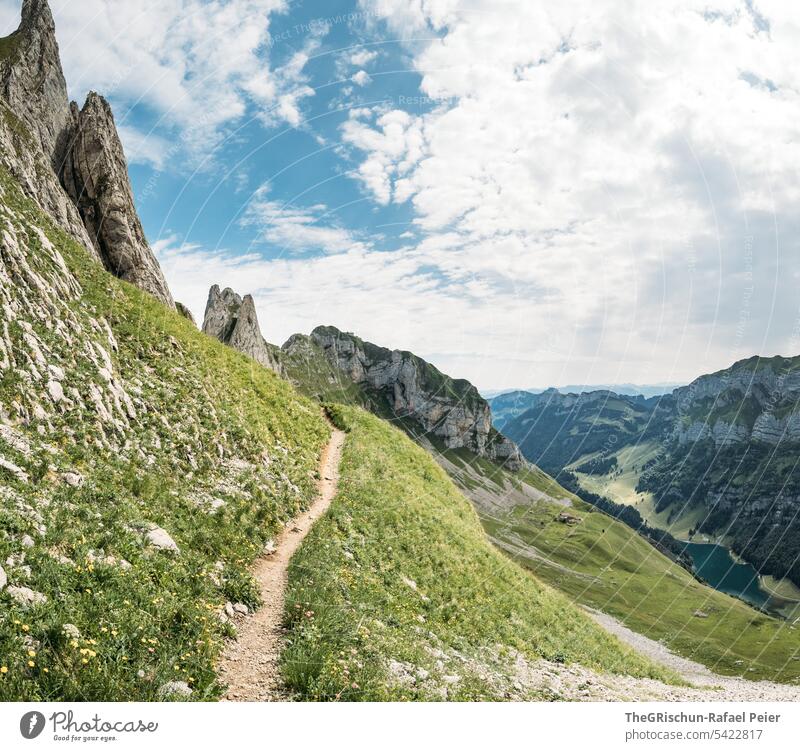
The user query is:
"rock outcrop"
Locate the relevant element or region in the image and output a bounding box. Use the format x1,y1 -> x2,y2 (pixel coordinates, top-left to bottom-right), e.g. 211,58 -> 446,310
0,0 -> 174,308
202,286 -> 282,374
672,355 -> 800,447
60,93 -> 174,307
309,326 -> 524,470
0,0 -> 71,167
0,0 -> 95,251
176,302 -> 196,326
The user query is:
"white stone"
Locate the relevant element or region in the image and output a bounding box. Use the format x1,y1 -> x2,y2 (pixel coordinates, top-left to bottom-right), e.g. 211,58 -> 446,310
62,471 -> 84,487
7,586 -> 47,608
157,681 -> 192,700
0,564 -> 6,590
47,380 -> 64,402
146,526 -> 180,553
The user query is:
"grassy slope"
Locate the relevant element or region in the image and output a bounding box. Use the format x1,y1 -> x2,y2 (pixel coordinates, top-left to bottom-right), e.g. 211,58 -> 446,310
280,406 -> 672,700
0,166 -> 329,700
474,471 -> 800,683
281,338 -> 800,685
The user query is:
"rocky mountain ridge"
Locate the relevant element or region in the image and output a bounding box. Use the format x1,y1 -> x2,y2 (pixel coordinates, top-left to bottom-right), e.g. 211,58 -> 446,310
673,355 -> 800,447
0,0 -> 174,307
200,286 -> 524,471
308,326 -> 524,470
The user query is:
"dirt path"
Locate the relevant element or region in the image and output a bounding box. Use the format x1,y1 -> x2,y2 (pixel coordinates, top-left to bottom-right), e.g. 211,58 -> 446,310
218,426 -> 346,701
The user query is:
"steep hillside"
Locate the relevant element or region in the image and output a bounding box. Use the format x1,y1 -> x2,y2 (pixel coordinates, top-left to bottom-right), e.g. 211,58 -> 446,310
639,355 -> 800,586
0,166 -> 329,700
280,406 -> 674,700
437,446 -> 800,684
0,0 -> 173,307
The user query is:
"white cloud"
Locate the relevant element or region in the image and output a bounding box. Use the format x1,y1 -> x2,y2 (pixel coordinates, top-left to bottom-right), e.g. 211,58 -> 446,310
242,187 -> 371,255
351,69 -> 372,87
349,49 -> 377,67
341,108 -> 425,204
0,0 -> 312,160
333,0 -> 800,387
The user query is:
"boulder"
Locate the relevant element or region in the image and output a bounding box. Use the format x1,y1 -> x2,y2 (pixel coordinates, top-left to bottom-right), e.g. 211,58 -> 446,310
145,526 -> 180,553
7,585 -> 47,608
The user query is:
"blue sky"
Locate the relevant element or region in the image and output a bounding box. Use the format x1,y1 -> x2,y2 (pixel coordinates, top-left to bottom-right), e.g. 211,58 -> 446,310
3,0 -> 800,391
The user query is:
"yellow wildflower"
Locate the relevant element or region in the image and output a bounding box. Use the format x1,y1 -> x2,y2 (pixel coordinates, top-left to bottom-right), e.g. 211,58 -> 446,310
0,666 -> 8,674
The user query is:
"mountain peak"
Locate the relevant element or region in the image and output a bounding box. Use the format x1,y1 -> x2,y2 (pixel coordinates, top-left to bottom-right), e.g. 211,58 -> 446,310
20,0 -> 55,30
1,0 -> 70,167
202,286 -> 282,374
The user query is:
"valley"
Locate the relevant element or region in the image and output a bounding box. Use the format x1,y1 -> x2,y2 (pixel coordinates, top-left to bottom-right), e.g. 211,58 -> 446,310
2,0 -> 800,706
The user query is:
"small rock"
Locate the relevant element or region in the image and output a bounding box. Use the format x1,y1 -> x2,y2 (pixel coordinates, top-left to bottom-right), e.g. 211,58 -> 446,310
62,471 -> 84,488
693,610 -> 709,618
263,539 -> 277,556
21,534 -> 35,548
0,565 -> 6,590
145,526 -> 180,553
7,586 -> 47,608
157,681 -> 193,700
47,380 -> 65,403
233,603 -> 249,615
48,550 -> 75,566
224,602 -> 235,618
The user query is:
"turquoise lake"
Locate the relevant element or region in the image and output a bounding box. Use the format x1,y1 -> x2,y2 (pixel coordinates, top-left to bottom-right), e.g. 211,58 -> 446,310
684,542 -> 774,611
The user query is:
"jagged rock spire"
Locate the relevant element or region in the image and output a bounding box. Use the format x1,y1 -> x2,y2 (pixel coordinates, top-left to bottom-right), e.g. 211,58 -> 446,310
202,286 -> 283,374
0,1 -> 175,308
61,92 -> 175,308
0,0 -> 71,169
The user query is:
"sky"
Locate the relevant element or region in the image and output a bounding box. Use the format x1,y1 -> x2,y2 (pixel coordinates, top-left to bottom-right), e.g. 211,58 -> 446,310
3,0 -> 800,391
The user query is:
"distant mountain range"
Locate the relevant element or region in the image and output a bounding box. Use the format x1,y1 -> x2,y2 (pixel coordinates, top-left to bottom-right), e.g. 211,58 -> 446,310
483,383 -> 683,400
497,362 -> 800,587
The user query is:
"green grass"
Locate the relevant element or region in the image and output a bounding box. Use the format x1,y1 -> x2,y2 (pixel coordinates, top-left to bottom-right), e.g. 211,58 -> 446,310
0,166 -> 330,700
0,32 -> 20,63
478,485 -> 800,683
280,407 -> 674,700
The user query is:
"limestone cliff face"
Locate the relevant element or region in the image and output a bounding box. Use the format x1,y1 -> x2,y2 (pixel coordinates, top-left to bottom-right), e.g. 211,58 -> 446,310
0,0 -> 95,252
0,0 -> 174,308
60,93 -> 174,307
310,326 -> 524,470
202,286 -> 282,375
0,0 -> 71,167
673,356 -> 800,447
